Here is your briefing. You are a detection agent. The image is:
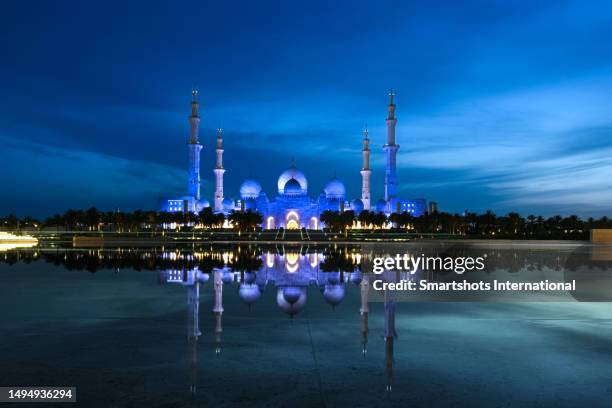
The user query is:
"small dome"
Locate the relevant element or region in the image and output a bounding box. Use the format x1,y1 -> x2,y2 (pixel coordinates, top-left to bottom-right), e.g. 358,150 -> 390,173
278,164 -> 308,194
283,178 -> 303,196
276,287 -> 307,317
323,284 -> 345,306
376,199 -> 388,213
239,283 -> 261,305
351,198 -> 364,212
196,200 -> 210,212
239,178 -> 262,199
222,198 -> 234,211
244,197 -> 257,210
324,177 -> 346,199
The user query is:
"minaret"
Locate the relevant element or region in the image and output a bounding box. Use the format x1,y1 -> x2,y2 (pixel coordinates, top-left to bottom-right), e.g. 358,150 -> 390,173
214,128 -> 225,212
188,90 -> 203,201
383,90 -> 399,203
360,126 -> 372,210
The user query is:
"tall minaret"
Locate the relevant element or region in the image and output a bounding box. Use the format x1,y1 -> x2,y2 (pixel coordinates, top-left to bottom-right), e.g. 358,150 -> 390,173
360,126 -> 372,210
188,90 -> 203,200
383,90 -> 399,203
214,128 -> 225,212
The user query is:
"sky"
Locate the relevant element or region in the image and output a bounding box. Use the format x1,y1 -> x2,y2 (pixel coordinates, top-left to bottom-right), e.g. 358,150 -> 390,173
1,0 -> 612,218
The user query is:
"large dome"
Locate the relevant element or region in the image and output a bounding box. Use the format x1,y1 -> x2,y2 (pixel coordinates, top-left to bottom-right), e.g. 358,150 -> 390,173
324,177 -> 346,199
277,164 -> 307,194
283,178 -> 303,196
239,178 -> 262,199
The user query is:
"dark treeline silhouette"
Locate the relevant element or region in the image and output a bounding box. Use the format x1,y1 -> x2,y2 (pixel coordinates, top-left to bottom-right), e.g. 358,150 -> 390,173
1,207 -> 610,239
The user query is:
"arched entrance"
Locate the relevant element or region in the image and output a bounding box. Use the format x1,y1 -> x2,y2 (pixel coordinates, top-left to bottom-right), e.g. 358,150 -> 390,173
286,211 -> 300,229
266,216 -> 276,230
309,217 -> 318,230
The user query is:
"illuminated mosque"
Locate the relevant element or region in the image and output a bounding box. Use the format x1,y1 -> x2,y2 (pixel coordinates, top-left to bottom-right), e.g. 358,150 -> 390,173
159,90 -> 427,228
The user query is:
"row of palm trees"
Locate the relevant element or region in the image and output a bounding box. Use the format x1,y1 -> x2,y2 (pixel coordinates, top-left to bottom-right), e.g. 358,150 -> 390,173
0,207 -> 261,233
1,207 -> 611,238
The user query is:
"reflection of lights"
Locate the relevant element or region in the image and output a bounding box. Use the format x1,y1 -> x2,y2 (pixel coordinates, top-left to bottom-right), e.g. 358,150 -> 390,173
309,252 -> 318,268
285,252 -> 299,273
0,232 -> 38,251
266,252 -> 275,268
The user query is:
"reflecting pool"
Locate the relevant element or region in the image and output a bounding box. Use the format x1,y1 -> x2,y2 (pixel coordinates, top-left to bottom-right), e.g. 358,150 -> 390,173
1,242 -> 611,407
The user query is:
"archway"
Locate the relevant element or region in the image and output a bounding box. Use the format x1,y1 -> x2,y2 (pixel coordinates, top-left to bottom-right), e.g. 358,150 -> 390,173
310,217 -> 318,230
266,216 -> 276,230
286,211 -> 300,229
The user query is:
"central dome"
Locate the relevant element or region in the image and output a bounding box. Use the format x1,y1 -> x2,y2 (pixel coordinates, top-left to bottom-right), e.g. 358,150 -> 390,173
240,178 -> 262,199
278,164 -> 307,194
324,177 -> 346,199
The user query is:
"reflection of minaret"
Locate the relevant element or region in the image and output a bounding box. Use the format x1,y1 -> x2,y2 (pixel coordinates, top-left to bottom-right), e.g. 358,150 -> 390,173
213,269 -> 224,355
384,290 -> 397,393
360,274 -> 370,355
214,128 -> 225,212
188,90 -> 203,200
187,282 -> 201,394
360,127 -> 372,210
383,90 -> 399,202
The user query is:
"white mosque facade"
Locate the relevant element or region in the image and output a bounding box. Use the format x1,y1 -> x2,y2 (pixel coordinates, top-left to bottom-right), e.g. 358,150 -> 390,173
159,90 -> 427,228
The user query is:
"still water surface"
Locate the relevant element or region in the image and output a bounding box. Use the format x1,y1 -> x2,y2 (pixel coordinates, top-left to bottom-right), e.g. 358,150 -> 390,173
1,243 -> 611,407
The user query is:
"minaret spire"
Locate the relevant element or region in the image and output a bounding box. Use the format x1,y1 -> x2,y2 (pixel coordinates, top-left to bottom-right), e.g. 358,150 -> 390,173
214,128 -> 225,212
187,90 -> 203,202
383,89 -> 399,204
360,125 -> 372,210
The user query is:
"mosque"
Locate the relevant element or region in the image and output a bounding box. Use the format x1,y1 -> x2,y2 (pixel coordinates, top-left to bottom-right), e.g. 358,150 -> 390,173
159,90 -> 427,228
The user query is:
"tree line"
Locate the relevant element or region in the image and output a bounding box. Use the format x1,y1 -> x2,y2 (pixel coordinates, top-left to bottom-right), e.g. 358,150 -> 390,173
1,207 -> 611,238
0,207 -> 261,233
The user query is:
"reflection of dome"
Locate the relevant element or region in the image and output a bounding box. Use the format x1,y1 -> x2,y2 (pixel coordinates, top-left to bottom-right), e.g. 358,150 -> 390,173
278,164 -> 307,194
283,178 -> 303,196
240,178 -> 262,199
351,198 -> 364,212
276,287 -> 307,317
324,177 -> 346,199
376,199 -> 388,212
239,283 -> 261,305
349,271 -> 362,285
221,270 -> 234,284
323,284 -> 345,307
222,198 -> 234,211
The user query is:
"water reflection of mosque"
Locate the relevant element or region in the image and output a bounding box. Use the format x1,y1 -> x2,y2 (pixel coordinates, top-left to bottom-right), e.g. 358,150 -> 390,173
160,249 -> 401,394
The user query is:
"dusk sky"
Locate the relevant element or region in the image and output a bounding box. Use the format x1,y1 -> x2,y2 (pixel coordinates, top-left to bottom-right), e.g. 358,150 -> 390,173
1,0 -> 612,218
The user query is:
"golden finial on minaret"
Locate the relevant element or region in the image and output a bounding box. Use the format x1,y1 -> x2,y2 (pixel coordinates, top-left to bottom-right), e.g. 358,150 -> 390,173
363,124 -> 369,140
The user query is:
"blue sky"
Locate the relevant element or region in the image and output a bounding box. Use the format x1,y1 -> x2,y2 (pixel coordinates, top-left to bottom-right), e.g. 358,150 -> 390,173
1,0 -> 612,217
